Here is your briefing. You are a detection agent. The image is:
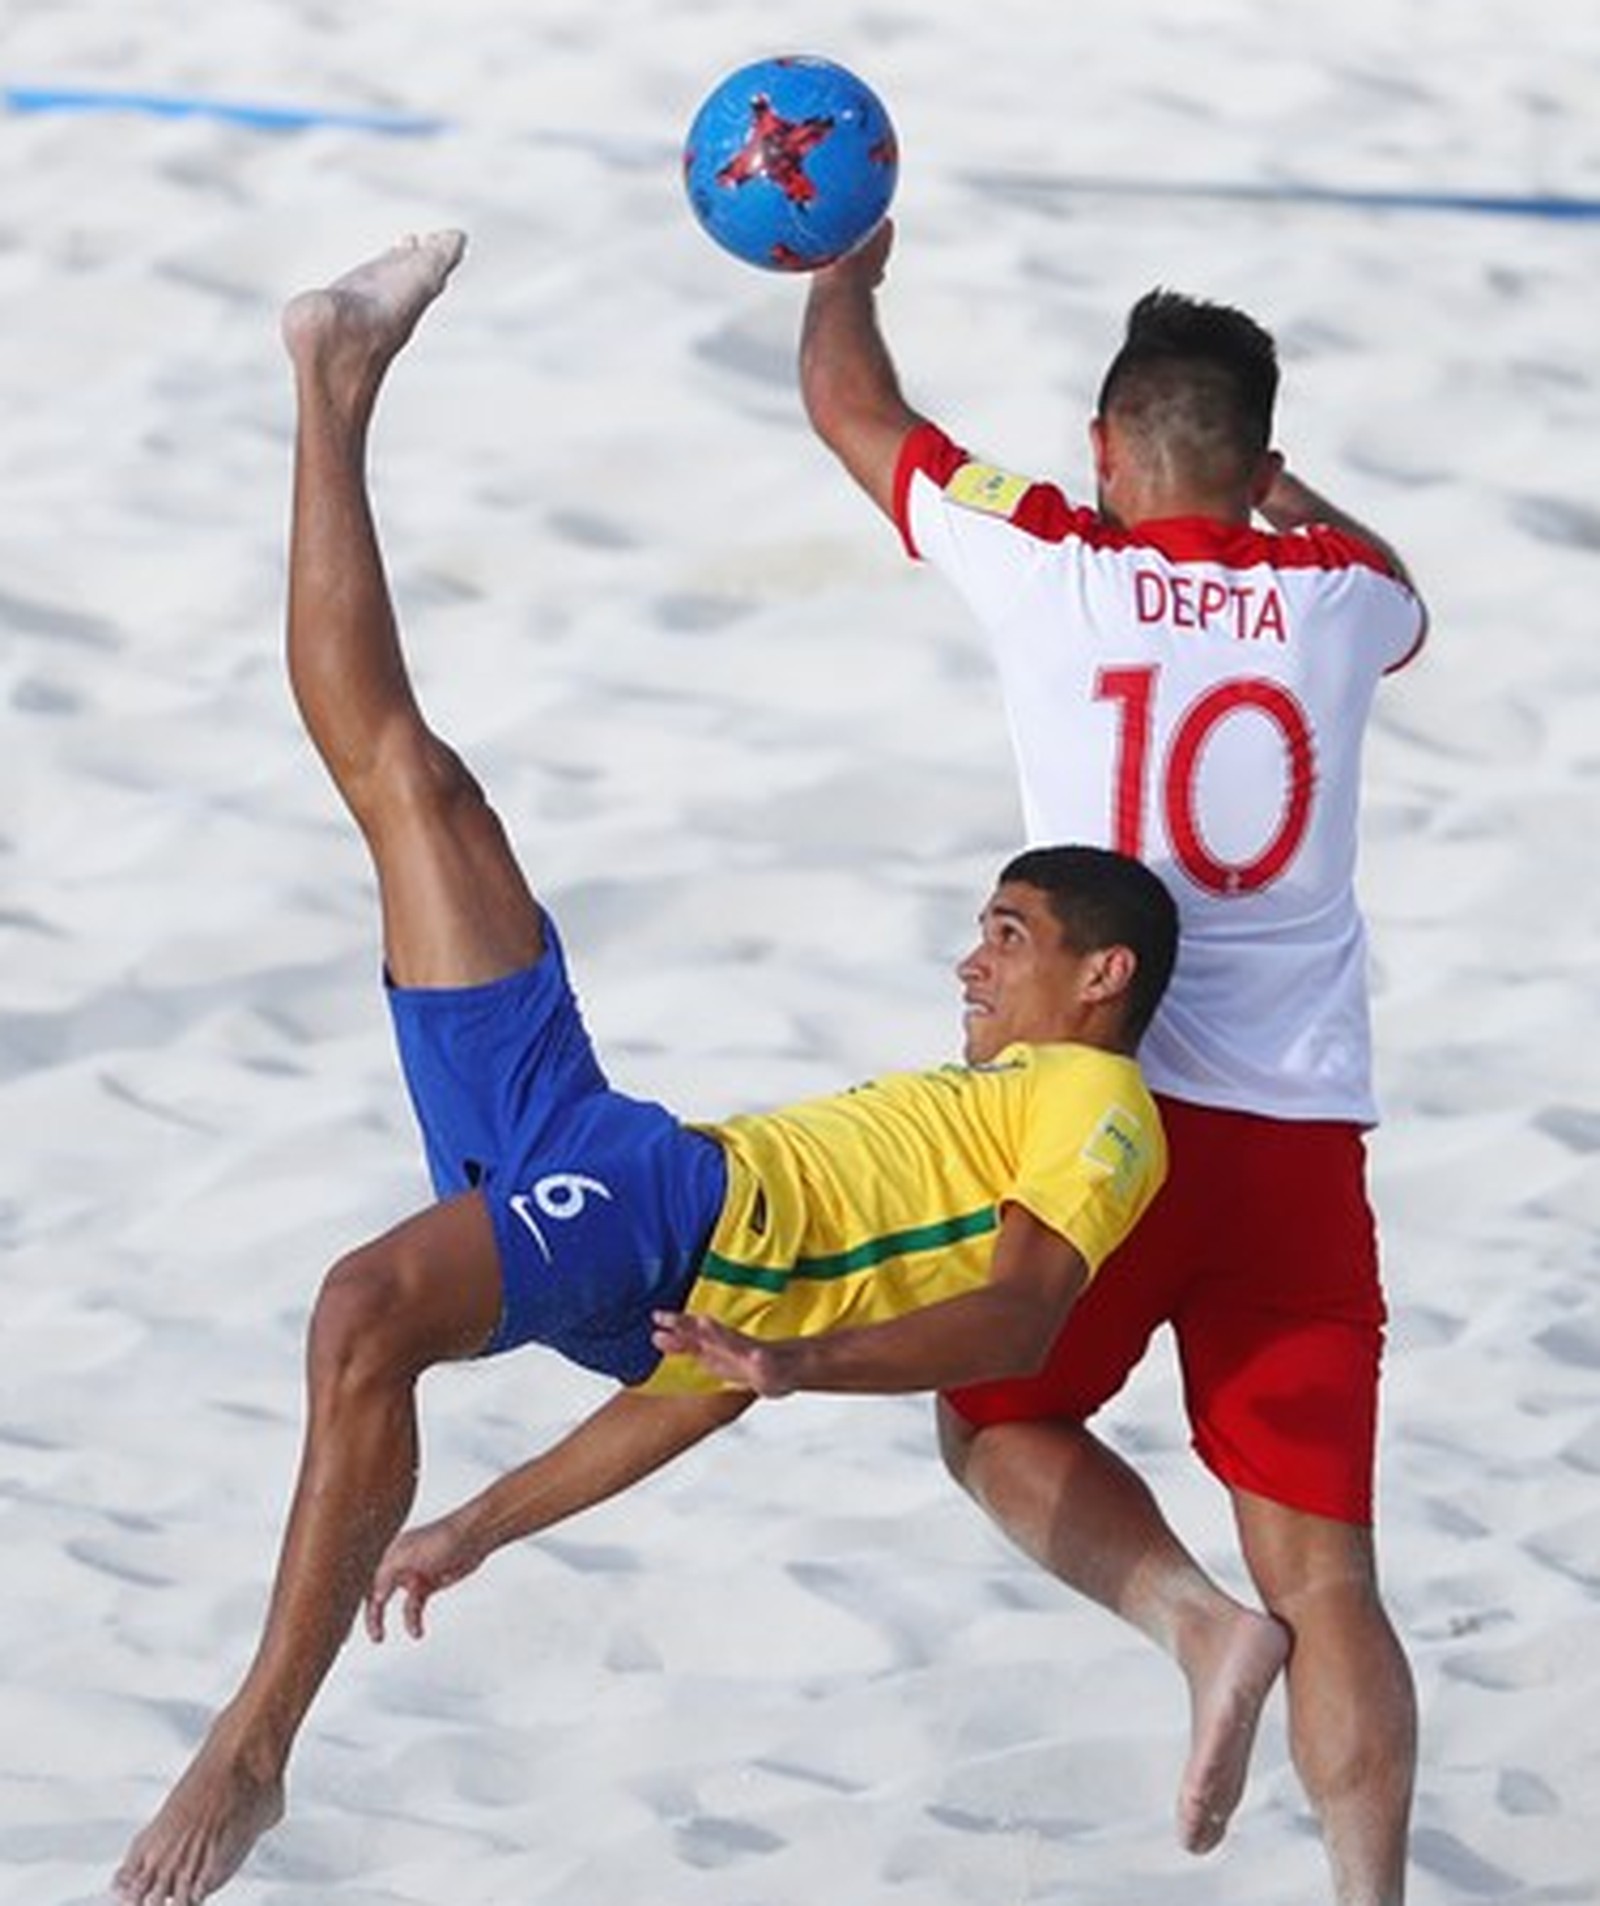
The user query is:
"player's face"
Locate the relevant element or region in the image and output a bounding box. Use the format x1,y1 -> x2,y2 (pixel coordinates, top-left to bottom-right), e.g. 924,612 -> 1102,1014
957,881 -> 1102,1064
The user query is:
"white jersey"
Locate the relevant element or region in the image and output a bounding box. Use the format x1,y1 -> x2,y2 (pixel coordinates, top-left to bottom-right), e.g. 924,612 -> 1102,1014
897,423 -> 1426,1124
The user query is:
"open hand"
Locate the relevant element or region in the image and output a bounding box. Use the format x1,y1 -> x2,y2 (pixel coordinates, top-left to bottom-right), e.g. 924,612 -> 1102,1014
365,1511 -> 487,1642
651,1310 -> 796,1397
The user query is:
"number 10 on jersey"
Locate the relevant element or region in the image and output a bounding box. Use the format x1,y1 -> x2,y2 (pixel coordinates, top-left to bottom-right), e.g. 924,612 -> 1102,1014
1096,665 -> 1315,897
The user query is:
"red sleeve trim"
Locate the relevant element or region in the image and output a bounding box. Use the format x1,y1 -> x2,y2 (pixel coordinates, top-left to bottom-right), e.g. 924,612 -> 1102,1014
894,422 -> 1094,556
891,438 -> 1421,654
1119,518 -> 1398,574
893,421 -> 966,558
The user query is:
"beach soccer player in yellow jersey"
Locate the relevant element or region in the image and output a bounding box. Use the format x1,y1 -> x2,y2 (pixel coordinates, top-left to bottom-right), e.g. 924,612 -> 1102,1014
112,229 -> 1201,1906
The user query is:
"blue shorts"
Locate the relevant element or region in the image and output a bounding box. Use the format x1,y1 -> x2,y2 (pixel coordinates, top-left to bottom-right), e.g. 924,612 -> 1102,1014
386,918 -> 727,1384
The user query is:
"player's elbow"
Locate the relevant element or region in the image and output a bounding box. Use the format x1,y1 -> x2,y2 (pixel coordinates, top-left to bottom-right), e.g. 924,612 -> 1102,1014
799,351 -> 909,471
977,1259 -> 1085,1381
798,355 -> 860,456
984,1297 -> 1068,1381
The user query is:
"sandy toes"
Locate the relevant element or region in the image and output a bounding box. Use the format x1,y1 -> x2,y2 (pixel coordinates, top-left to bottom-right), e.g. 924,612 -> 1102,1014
1177,1607 -> 1291,1855
281,228 -> 467,398
113,1732 -> 285,1905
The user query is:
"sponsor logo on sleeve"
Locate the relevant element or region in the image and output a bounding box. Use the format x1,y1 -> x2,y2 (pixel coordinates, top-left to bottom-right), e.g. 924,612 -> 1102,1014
945,461 -> 1030,518
1082,1107 -> 1144,1191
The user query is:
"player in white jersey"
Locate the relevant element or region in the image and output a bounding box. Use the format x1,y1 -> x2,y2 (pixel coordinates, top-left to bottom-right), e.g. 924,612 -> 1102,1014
796,221 -> 1424,1905
898,420 -> 1422,1122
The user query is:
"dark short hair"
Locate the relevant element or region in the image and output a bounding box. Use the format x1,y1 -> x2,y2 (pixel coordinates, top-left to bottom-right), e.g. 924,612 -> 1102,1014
1096,288 -> 1279,483
999,844 -> 1178,1045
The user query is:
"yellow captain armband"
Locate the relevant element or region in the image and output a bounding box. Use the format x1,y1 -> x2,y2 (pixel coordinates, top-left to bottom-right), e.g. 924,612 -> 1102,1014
944,461 -> 1031,517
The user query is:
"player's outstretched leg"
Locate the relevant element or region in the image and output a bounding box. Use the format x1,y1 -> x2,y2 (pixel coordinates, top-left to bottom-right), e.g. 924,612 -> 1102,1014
1236,1496 -> 1416,1904
277,229 -> 466,819
939,1406 -> 1289,1855
113,1195 -> 504,1906
280,228 -> 542,990
282,227 -> 465,432
113,235 -> 509,1906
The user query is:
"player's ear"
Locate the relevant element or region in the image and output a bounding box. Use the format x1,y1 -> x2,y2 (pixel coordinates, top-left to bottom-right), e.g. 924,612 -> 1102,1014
1089,415 -> 1113,483
1250,448 -> 1285,508
1083,943 -> 1136,1005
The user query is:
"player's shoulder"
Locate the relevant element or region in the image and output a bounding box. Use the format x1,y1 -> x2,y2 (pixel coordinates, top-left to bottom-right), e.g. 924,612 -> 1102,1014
1261,520 -> 1414,585
991,1040 -> 1144,1088
900,422 -> 1094,546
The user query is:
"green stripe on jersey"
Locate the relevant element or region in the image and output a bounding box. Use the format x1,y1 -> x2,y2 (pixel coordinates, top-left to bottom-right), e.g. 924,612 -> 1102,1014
700,1204 -> 999,1293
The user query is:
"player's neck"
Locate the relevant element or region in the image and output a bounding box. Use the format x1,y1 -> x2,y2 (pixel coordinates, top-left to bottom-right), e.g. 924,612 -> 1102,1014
1112,479 -> 1252,529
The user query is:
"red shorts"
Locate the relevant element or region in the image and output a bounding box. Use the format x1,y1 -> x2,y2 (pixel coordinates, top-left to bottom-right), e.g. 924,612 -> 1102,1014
946,1098 -> 1387,1525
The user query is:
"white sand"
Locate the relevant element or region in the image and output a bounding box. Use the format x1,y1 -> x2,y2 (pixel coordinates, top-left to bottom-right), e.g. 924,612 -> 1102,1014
3,1 -> 1599,1900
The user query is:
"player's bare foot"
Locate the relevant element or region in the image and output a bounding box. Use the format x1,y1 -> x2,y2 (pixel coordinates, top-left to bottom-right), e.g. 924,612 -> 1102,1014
281,229 -> 466,414
113,1726 -> 285,1905
1176,1606 -> 1290,1854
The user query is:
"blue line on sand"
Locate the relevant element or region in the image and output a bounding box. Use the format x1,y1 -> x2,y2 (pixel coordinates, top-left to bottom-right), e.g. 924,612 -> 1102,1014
2,82 -> 448,136
8,85 -> 1600,223
967,169 -> 1600,223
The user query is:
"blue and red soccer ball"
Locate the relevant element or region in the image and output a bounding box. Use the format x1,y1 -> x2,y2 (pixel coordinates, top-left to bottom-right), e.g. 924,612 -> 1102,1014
683,56 -> 898,272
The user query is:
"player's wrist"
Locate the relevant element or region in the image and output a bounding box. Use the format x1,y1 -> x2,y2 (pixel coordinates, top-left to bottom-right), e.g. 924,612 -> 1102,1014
758,1340 -> 804,1398
459,1492 -> 518,1559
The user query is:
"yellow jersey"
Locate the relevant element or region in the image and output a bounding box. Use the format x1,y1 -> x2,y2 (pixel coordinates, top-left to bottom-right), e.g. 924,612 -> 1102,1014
641,1041 -> 1165,1395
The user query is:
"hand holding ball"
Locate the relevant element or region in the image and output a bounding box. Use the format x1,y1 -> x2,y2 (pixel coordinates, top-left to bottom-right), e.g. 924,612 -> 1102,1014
683,56 -> 898,271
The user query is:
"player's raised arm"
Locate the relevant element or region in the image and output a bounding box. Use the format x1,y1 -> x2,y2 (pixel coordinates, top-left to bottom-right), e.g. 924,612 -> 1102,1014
366,1386 -> 753,1640
1259,463 -> 1427,616
799,221 -> 925,521
653,1204 -> 1089,1397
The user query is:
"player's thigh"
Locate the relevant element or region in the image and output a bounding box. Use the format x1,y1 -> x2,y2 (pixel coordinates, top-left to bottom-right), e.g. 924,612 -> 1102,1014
1230,1485 -> 1382,1609
1179,1302 -> 1382,1524
314,1191 -> 505,1378
365,731 -> 544,989
1175,1113 -> 1385,1523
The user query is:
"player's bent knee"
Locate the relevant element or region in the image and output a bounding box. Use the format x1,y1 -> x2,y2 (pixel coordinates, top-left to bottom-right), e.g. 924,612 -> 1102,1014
352,727 -> 488,840
308,1247 -> 426,1392
1240,1516 -> 1384,1624
400,733 -> 488,821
